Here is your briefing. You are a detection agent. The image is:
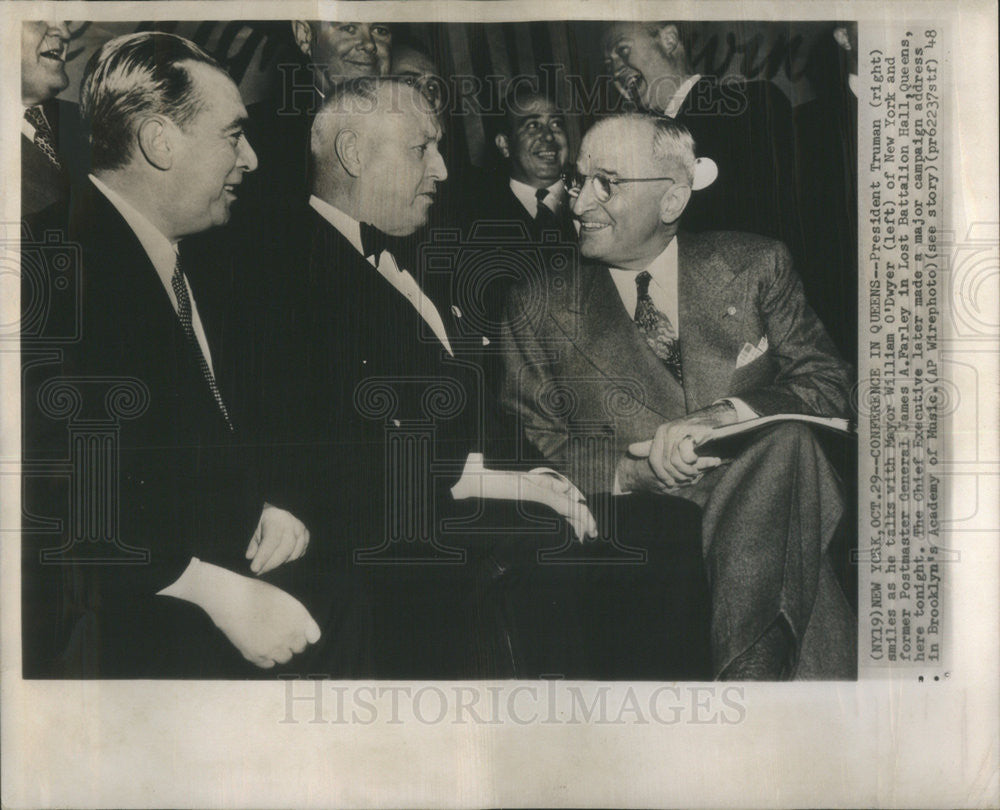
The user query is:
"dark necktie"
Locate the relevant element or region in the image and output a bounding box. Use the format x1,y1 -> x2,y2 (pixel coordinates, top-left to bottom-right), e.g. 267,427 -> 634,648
360,222 -> 392,268
24,105 -> 62,169
170,258 -> 234,430
534,187 -> 561,234
634,270 -> 683,382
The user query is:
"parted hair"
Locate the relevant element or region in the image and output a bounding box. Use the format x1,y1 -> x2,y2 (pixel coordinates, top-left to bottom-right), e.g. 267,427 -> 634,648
80,32 -> 222,171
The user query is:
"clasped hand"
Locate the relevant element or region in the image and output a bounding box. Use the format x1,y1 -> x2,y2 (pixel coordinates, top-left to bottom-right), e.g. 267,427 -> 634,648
246,504 -> 310,575
622,403 -> 736,492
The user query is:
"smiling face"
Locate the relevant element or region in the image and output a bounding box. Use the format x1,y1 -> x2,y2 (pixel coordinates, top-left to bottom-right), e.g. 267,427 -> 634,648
22,21 -> 70,106
497,95 -> 569,188
166,62 -> 258,237
355,86 -> 447,236
572,118 -> 679,270
602,22 -> 686,113
310,22 -> 392,89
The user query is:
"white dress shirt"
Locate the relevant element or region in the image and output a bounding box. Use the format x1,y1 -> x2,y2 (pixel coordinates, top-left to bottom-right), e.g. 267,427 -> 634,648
308,195 -> 453,356
608,238 -> 757,423
89,174 -> 215,373
609,237 -> 680,330
509,177 -> 566,218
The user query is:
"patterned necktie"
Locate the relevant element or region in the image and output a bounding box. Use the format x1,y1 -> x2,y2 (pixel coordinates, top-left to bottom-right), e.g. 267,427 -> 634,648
24,106 -> 62,169
634,270 -> 683,382
170,258 -> 234,430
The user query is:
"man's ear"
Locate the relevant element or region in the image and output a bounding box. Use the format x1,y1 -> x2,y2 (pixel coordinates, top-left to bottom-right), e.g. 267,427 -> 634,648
334,129 -> 362,177
653,23 -> 682,58
136,117 -> 172,171
292,20 -> 313,57
659,181 -> 691,225
494,133 -> 511,159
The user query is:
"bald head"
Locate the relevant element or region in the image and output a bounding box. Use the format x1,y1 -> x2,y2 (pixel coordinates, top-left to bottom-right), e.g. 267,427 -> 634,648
311,78 -> 447,235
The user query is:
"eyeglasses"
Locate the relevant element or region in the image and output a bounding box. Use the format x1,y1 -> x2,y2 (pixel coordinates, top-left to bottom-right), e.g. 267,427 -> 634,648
562,168 -> 683,203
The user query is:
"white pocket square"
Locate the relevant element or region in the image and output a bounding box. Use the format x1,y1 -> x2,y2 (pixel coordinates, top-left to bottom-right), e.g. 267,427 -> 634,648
736,336 -> 768,368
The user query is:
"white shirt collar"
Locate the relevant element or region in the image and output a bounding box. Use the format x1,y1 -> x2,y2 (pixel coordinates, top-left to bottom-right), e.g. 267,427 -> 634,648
88,174 -> 216,372
308,195 -> 453,356
665,73 -> 702,118
608,237 -> 679,329
89,173 -> 178,280
309,194 -> 366,257
509,177 -> 565,218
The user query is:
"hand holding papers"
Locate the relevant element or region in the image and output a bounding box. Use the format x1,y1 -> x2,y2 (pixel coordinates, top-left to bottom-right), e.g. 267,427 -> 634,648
630,414 -> 853,460
450,453 -> 599,541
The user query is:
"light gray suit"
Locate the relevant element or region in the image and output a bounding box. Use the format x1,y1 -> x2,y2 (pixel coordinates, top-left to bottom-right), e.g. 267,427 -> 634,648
501,230 -> 857,678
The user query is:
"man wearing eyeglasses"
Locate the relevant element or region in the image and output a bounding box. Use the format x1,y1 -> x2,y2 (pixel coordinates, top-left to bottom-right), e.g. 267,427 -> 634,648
600,21 -> 801,263
501,114 -> 856,680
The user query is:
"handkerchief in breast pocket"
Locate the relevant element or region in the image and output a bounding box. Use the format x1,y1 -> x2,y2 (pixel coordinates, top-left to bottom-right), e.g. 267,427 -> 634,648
736,335 -> 769,368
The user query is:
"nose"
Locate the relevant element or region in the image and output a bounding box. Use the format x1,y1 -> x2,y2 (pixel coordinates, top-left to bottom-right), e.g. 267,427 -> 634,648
239,134 -> 258,173
51,21 -> 70,40
571,175 -> 595,217
358,26 -> 377,53
428,145 -> 448,183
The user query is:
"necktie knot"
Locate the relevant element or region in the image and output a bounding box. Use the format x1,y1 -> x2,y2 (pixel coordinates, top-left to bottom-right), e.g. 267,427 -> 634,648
535,187 -> 549,203
635,270 -> 653,298
360,222 -> 392,267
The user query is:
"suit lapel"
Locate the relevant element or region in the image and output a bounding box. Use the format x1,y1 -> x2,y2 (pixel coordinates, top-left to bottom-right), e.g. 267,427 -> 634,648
677,232 -> 743,411
76,185 -> 232,427
550,260 -> 686,420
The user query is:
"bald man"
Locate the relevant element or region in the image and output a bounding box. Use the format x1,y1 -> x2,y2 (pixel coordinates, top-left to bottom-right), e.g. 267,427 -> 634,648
502,113 -> 856,680
262,78 -> 710,679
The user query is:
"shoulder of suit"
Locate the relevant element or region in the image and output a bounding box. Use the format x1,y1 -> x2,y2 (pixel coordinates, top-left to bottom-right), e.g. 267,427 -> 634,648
506,250 -> 590,303
680,230 -> 791,271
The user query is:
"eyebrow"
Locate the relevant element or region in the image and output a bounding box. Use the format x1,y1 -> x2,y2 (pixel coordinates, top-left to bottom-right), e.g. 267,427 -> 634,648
605,34 -> 629,51
223,116 -> 249,132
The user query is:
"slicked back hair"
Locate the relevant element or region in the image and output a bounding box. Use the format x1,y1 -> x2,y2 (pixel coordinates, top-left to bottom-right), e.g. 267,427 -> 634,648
80,31 -> 222,171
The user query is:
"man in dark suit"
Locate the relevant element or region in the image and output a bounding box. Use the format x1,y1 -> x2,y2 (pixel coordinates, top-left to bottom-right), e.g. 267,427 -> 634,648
20,20 -> 85,217
601,21 -> 801,259
451,86 -> 578,350
22,32 -> 321,677
502,114 -> 857,679
240,21 -> 395,269
268,78 -> 711,679
464,86 -> 577,245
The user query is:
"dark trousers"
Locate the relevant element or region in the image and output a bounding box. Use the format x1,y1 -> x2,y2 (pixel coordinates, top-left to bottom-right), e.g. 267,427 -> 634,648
309,493 -> 710,680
